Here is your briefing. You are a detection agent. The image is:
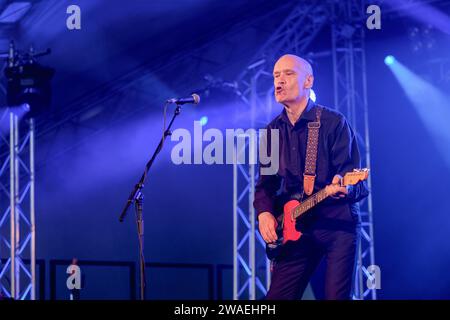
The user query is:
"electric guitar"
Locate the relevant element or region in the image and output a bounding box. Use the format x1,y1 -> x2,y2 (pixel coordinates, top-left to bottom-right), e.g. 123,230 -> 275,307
266,168 -> 369,260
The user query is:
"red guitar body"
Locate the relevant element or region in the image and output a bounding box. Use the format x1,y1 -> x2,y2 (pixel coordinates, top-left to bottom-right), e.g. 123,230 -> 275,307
266,168 -> 369,260
282,200 -> 303,244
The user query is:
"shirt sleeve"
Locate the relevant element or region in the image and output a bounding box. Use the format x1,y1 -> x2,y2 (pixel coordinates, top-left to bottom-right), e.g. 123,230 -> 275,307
330,116 -> 370,203
253,125 -> 282,217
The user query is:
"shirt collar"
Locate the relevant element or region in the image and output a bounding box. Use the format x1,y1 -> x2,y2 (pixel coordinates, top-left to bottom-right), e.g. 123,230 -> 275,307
279,98 -> 317,125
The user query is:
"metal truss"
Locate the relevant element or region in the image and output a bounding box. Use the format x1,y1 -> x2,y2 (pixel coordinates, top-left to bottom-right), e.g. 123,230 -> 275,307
232,0 -> 330,300
233,137 -> 269,300
331,0 -> 376,300
236,0 -> 329,128
233,0 -> 377,300
0,112 -> 36,300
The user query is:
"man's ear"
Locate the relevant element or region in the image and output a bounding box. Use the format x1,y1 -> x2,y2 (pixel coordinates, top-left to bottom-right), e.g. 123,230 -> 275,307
304,74 -> 314,89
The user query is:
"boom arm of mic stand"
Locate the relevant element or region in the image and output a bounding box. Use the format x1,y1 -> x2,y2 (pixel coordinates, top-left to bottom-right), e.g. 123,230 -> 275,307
119,183 -> 142,222
119,104 -> 181,222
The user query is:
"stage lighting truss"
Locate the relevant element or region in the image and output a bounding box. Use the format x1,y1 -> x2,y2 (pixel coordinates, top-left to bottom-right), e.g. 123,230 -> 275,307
0,114 -> 36,300
233,138 -> 268,300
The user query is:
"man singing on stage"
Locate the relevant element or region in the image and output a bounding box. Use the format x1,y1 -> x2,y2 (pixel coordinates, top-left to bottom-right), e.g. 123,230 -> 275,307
254,54 -> 369,300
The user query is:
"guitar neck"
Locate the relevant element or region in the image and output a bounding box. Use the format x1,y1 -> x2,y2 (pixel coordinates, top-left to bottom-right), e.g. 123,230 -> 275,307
291,169 -> 369,220
292,188 -> 329,220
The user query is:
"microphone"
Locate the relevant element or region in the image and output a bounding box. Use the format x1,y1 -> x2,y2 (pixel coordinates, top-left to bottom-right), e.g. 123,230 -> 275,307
166,93 -> 200,105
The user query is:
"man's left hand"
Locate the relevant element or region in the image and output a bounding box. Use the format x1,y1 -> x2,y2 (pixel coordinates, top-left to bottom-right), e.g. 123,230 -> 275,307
325,174 -> 349,199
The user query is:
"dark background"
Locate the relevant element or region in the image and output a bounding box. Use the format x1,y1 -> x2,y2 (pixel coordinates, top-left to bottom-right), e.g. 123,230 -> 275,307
0,0 -> 449,299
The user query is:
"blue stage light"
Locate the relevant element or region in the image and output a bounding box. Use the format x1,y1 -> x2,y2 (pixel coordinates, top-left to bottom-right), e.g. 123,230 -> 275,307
384,55 -> 395,66
199,116 -> 208,126
310,89 -> 317,102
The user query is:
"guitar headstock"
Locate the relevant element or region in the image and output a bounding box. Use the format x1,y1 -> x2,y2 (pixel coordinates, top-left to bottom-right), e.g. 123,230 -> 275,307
343,168 -> 369,186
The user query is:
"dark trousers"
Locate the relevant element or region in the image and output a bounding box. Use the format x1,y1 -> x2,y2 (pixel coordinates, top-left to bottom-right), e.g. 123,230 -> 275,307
265,225 -> 358,300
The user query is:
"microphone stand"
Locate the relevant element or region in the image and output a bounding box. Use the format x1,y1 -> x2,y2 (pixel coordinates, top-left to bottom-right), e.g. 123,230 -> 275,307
119,103 -> 182,300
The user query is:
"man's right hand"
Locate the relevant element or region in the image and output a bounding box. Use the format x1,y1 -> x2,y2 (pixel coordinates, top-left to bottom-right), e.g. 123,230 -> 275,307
258,212 -> 278,243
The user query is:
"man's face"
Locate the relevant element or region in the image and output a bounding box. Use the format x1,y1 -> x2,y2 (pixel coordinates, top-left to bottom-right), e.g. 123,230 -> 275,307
273,56 -> 309,104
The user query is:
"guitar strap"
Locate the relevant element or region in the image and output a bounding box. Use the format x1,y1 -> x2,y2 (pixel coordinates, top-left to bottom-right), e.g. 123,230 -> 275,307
303,105 -> 322,196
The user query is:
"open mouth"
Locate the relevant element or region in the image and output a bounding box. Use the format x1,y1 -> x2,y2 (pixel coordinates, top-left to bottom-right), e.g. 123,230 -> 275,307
275,86 -> 284,95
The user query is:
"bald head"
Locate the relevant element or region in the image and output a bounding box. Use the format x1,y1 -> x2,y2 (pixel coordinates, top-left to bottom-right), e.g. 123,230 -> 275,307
274,54 -> 313,76
273,54 -> 314,105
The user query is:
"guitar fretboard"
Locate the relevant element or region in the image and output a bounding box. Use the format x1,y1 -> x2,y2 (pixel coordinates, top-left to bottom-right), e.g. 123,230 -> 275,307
291,169 -> 368,220
292,188 -> 329,219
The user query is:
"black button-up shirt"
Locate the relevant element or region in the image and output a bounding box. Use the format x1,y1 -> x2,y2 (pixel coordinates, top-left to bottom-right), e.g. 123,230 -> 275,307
253,99 -> 369,223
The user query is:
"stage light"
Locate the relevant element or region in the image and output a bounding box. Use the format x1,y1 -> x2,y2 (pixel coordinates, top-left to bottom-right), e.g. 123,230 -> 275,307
5,61 -> 54,117
21,103 -> 31,112
310,89 -> 316,102
387,57 -> 450,167
199,116 -> 208,126
384,55 -> 395,66
0,103 -> 32,134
